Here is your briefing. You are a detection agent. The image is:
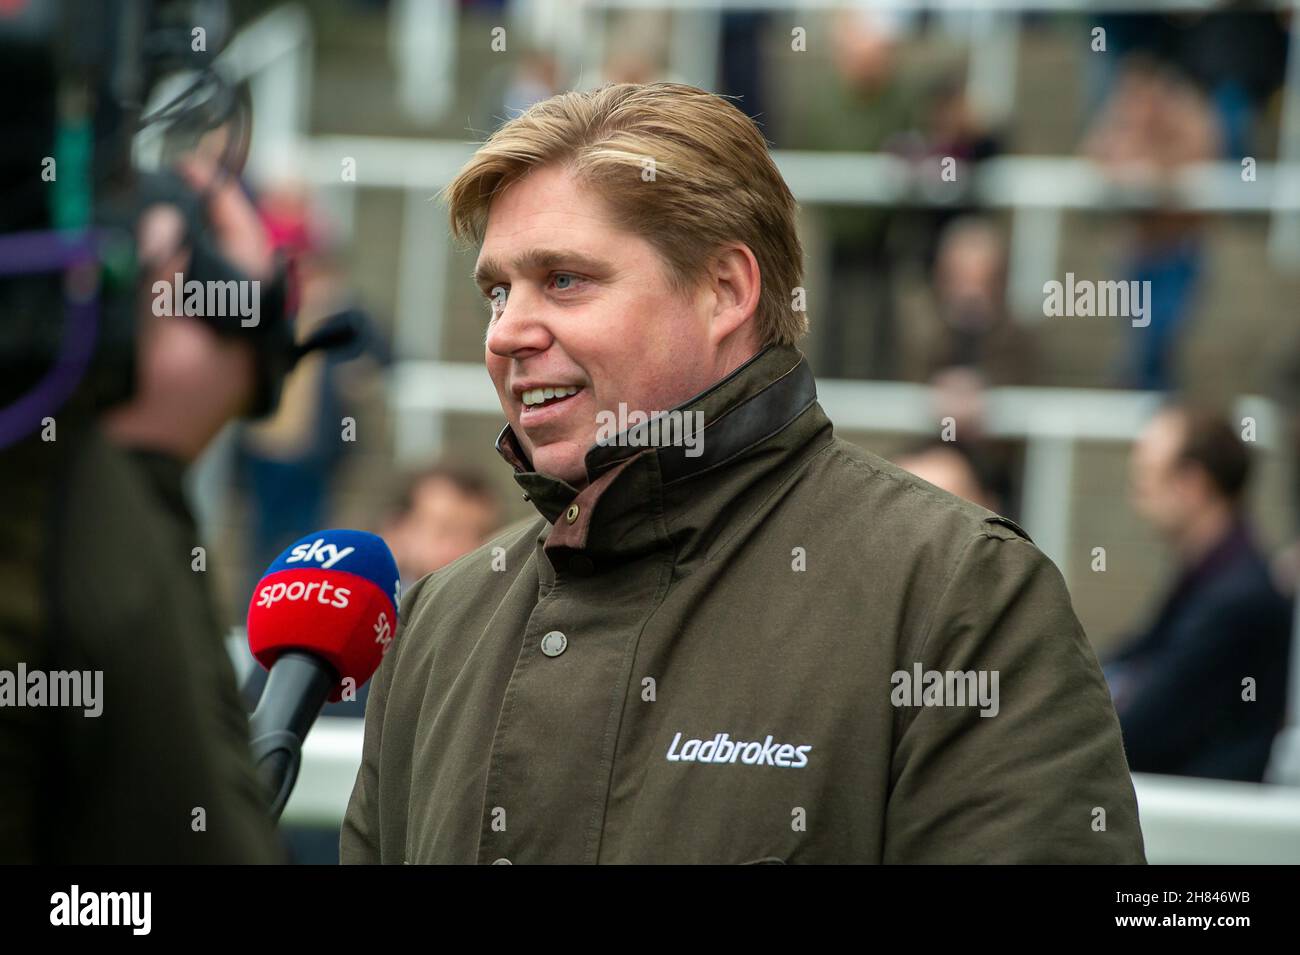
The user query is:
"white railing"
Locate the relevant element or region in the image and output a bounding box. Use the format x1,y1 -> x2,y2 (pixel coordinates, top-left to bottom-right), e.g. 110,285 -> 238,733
295,136 -> 1300,332
284,716 -> 1300,863
221,2 -> 1300,355
219,4 -> 314,184
388,360 -> 1282,567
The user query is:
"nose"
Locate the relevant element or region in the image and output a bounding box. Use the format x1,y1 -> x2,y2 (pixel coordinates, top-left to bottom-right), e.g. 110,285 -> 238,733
485,285 -> 552,360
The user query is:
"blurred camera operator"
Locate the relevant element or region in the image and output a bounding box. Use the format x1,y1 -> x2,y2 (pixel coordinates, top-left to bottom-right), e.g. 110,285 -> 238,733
0,150 -> 295,862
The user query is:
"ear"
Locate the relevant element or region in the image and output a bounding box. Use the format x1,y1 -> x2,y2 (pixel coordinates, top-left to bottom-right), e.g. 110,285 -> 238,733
705,244 -> 762,348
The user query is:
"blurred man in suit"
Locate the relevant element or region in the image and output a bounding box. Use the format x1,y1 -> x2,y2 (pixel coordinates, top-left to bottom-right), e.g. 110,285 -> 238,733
1106,405 -> 1293,781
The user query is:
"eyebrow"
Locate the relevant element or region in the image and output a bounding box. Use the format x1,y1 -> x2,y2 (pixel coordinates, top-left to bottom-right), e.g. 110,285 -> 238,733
472,248 -> 613,289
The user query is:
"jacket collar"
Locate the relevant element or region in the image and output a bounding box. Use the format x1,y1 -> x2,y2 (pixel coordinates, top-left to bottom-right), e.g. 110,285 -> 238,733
494,343 -> 826,565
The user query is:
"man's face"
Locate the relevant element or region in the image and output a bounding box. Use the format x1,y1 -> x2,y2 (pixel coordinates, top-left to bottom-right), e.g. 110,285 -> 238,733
1129,411 -> 1195,535
475,164 -> 724,486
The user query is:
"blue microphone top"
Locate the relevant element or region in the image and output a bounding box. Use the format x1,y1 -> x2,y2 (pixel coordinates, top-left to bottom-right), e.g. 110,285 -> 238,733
262,529 -> 401,614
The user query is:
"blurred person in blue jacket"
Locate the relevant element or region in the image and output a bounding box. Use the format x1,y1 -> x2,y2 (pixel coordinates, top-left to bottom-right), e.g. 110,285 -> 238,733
1082,59 -> 1222,392
1105,405 -> 1293,781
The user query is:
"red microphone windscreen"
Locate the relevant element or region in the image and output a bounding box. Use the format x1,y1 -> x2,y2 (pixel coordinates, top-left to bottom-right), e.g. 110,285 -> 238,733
247,530 -> 400,702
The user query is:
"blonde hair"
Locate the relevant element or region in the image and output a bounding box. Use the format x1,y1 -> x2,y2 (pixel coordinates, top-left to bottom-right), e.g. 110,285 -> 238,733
443,82 -> 806,346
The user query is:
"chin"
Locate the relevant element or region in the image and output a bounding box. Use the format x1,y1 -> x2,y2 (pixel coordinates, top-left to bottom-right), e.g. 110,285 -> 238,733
530,445 -> 588,486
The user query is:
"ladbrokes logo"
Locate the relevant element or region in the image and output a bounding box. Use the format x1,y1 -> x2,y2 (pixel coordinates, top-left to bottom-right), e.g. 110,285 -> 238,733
666,731 -> 812,768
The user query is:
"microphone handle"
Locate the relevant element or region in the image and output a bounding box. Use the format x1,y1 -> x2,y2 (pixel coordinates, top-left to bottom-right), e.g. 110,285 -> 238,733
249,651 -> 337,822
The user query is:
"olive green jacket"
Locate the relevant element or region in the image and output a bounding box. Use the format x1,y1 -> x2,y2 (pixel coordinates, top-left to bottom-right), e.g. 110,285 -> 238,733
342,344 -> 1145,864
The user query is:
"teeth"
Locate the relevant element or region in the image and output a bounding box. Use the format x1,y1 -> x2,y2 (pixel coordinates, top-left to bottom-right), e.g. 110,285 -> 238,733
522,385 -> 579,407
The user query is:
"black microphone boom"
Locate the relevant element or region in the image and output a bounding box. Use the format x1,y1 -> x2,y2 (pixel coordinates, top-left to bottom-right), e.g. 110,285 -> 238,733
248,651 -> 337,822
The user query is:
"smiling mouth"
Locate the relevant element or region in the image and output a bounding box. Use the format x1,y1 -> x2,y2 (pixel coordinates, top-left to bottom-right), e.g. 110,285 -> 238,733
519,387 -> 583,415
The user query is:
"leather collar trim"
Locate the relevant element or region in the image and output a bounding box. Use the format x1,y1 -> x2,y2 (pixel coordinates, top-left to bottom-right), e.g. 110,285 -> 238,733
493,344 -> 816,488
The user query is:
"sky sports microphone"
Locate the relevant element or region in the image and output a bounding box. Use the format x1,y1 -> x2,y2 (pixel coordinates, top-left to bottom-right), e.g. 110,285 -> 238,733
246,529 -> 400,821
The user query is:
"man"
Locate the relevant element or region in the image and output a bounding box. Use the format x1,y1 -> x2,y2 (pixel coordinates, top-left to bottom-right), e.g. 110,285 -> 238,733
298,463 -> 501,720
383,463 -> 504,589
790,10 -> 913,380
0,159 -> 292,862
894,437 -> 1006,515
915,217 -> 1034,387
1105,406 -> 1293,781
343,82 -> 1144,864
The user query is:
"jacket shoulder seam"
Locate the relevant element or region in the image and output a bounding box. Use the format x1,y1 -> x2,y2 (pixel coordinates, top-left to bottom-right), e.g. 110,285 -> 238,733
824,442 -> 997,535
892,529 -> 1008,745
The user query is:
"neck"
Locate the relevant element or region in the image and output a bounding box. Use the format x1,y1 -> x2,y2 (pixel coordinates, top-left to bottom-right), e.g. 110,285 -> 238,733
102,405 -> 206,463
711,333 -> 763,387
1174,500 -> 1237,565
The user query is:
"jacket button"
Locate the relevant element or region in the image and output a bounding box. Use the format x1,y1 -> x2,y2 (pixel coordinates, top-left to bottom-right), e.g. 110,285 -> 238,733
540,630 -> 568,657
568,554 -> 594,576
565,503 -> 580,524
492,857 -> 512,865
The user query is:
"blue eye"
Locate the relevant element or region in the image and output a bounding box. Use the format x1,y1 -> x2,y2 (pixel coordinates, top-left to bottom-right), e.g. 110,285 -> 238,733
553,273 -> 577,290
